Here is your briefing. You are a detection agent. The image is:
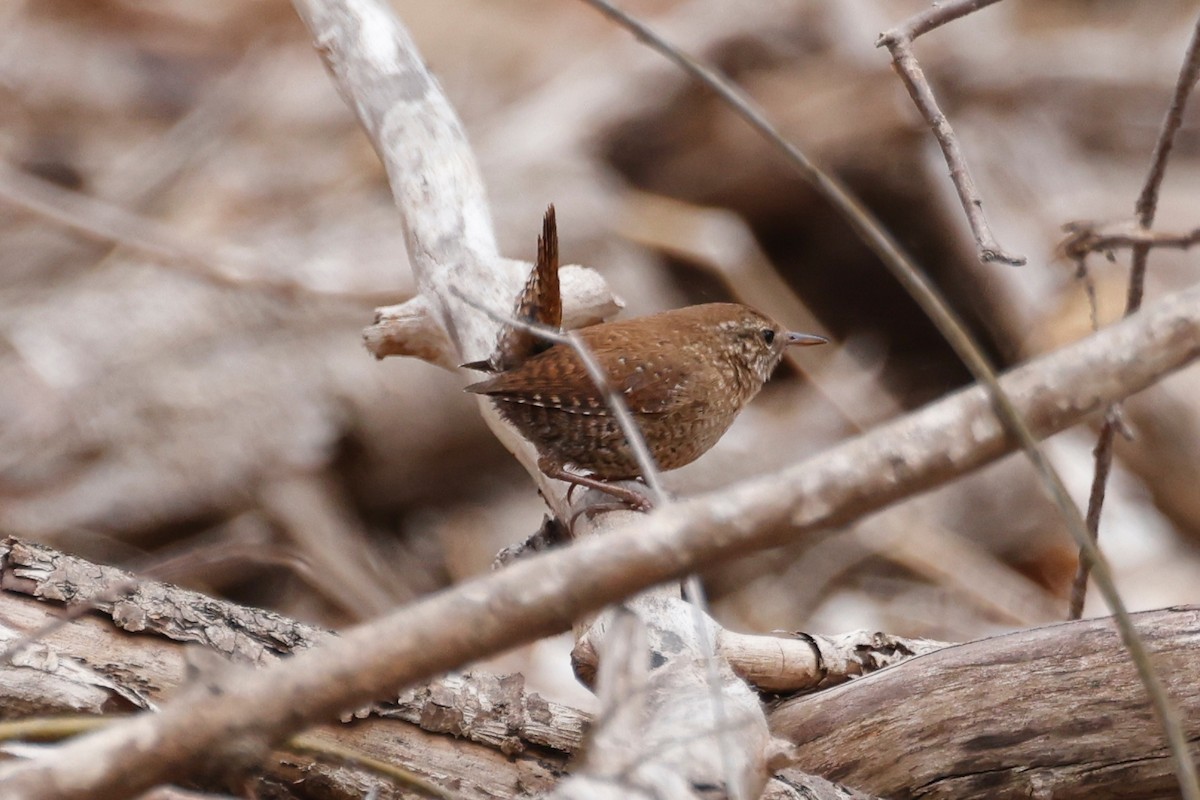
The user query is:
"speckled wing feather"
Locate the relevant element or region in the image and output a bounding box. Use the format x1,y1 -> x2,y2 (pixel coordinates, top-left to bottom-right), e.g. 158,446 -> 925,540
464,324 -> 701,417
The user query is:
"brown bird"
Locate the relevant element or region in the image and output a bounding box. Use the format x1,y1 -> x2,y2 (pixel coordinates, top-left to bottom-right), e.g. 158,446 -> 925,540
465,302 -> 827,509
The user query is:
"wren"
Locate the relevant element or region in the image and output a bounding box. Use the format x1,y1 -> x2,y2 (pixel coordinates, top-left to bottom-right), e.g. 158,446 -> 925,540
464,208 -> 826,510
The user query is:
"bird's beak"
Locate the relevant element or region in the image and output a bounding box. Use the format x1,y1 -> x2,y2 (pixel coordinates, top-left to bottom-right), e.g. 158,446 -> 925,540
785,332 -> 829,347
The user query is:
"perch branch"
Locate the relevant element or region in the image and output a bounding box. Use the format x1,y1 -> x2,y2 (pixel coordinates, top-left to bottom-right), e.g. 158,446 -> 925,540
294,1 -> 755,798
364,266 -> 622,367
303,0 -> 768,795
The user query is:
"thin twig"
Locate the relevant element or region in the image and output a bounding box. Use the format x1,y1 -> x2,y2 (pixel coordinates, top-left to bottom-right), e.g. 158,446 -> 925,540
1070,14 -> 1200,632
1062,221 -> 1200,259
879,0 -> 1008,40
1070,253 -> 1103,332
575,2 -> 1198,796
877,0 -> 1025,266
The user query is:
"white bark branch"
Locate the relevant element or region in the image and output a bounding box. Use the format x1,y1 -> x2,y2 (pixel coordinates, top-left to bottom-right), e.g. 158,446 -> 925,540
363,264 -> 622,367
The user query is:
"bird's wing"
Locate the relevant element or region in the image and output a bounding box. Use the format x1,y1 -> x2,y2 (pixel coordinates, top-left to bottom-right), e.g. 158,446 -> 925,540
464,338 -> 699,416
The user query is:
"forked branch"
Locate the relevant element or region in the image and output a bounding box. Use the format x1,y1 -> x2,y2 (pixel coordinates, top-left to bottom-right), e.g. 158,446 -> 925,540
876,0 -> 1025,266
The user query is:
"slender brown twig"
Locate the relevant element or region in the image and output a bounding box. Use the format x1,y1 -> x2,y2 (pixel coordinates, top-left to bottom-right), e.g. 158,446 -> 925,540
1070,14 -> 1200,626
1062,221 -> 1200,260
575,2 -> 1198,796
878,0 -> 1008,40
877,0 -> 1025,266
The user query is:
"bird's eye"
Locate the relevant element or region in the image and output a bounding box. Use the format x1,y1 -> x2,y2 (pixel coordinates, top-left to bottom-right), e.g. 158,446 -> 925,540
761,328 -> 775,345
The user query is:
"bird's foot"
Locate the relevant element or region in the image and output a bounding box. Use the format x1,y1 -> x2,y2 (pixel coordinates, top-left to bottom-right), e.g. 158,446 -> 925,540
540,457 -> 654,524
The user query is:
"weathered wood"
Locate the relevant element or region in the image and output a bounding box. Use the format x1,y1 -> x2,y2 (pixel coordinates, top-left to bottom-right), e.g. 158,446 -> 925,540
0,540 -> 573,799
773,607 -> 1200,799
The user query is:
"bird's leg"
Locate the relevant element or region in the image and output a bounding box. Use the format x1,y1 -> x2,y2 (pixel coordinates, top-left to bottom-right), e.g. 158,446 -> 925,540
537,455 -> 654,513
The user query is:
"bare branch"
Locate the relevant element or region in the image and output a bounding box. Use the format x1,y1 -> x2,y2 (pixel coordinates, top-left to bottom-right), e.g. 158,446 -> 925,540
877,0 -> 1025,266
290,0 -> 509,363
363,264 -> 621,367
1061,220 -> 1200,259
877,0 -> 1009,41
